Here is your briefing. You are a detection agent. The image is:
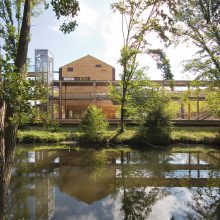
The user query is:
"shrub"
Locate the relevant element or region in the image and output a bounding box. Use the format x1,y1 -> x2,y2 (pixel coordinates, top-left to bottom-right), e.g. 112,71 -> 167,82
140,106 -> 172,145
81,105 -> 108,142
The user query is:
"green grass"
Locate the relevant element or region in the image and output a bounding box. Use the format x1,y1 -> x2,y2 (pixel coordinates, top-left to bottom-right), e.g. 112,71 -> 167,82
18,126 -> 220,146
169,145 -> 218,153
18,130 -> 71,143
32,145 -> 80,151
171,127 -> 220,145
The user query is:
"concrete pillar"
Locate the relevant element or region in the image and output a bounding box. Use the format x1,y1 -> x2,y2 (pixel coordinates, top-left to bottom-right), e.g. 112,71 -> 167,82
197,100 -> 200,119
197,153 -> 200,178
188,102 -> 191,120
181,103 -> 185,119
188,84 -> 191,120
188,153 -> 191,178
93,81 -> 97,105
65,85 -> 67,119
59,81 -> 62,119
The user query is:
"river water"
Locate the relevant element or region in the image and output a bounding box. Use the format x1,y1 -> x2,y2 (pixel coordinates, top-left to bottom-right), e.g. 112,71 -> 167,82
3,146 -> 220,220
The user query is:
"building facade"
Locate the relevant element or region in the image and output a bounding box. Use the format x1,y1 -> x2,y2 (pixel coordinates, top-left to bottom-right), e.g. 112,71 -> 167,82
52,55 -> 118,120
29,50 -> 217,123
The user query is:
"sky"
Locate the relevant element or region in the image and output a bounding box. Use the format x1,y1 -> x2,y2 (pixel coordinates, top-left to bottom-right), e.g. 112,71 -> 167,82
28,0 -> 198,80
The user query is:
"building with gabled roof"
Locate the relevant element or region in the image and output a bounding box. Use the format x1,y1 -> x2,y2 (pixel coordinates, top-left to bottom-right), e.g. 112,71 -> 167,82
52,55 -> 117,120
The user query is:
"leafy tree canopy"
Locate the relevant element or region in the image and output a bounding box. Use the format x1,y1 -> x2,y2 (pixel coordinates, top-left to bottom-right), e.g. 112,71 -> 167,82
171,0 -> 220,84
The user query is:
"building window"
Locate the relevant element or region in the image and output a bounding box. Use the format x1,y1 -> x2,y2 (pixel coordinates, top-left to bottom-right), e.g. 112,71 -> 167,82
63,77 -> 90,81
67,67 -> 73,72
95,64 -> 102,67
74,77 -> 90,81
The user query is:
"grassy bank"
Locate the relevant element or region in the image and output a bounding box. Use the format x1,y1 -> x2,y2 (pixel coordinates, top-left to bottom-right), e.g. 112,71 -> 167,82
17,126 -> 220,146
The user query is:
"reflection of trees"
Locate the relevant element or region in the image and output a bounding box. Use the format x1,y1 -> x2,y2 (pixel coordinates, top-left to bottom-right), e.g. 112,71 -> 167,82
0,144 -> 16,220
0,148 -> 32,220
0,159 -> 11,220
187,188 -> 220,220
1,147 -> 220,220
121,186 -> 167,220
6,171 -> 31,220
119,152 -> 169,220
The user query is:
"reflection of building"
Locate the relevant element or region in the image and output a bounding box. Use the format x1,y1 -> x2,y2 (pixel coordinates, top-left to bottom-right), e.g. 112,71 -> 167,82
60,166 -> 115,204
35,178 -> 55,220
7,148 -> 220,220
57,150 -> 116,204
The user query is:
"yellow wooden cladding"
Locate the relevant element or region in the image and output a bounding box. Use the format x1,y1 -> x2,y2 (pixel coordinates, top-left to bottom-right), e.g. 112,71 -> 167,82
61,55 -> 115,81
56,55 -> 117,119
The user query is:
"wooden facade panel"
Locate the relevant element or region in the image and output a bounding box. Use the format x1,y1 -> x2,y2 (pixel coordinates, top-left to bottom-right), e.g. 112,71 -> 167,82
95,86 -> 109,93
61,55 -> 114,80
65,86 -> 94,93
96,100 -> 114,106
54,55 -> 117,119
65,100 -> 92,106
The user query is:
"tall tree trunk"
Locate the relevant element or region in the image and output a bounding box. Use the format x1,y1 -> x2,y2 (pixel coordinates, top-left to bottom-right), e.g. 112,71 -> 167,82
1,1 -> 32,219
0,98 -> 5,220
120,87 -> 126,133
15,0 -> 32,72
4,0 -> 32,150
0,159 -> 12,220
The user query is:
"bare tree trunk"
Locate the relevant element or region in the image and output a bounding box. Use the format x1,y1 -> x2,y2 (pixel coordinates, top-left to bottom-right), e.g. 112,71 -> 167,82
120,87 -> 126,133
15,0 -> 32,72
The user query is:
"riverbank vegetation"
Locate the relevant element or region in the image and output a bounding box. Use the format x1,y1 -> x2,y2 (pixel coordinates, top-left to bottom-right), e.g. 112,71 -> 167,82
17,126 -> 220,146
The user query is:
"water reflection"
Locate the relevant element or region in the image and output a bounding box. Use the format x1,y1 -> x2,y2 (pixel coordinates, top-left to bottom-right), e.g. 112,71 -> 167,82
1,147 -> 220,219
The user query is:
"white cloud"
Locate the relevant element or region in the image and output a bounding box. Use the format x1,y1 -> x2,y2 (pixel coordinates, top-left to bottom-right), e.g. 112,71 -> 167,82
74,1 -> 99,37
48,25 -> 60,32
148,188 -> 193,220
78,2 -> 99,27
47,1 -> 99,36
100,11 -> 123,77
45,0 -> 199,80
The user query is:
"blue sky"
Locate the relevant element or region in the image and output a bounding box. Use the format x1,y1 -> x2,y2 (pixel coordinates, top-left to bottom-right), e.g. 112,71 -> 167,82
28,0 -> 197,80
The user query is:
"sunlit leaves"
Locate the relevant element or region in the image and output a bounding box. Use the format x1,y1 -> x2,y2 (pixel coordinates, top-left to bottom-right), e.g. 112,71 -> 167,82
172,0 -> 220,81
51,0 -> 79,34
148,49 -> 173,80
112,0 -> 173,131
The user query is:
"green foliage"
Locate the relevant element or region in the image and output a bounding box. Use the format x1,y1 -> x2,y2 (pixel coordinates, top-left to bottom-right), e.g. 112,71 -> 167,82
139,106 -> 172,145
81,105 -> 108,142
17,126 -> 220,145
17,130 -> 69,143
148,49 -> 174,80
51,0 -> 80,34
205,89 -> 220,117
165,100 -> 180,119
172,0 -> 220,83
130,81 -> 171,120
171,127 -> 220,145
129,81 -> 173,145
0,61 -> 34,125
0,0 -> 80,129
112,0 -> 173,132
109,69 -> 149,120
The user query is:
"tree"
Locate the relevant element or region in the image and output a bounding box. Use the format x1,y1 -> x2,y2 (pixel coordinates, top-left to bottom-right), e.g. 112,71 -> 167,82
170,0 -> 220,119
148,49 -> 173,80
112,0 -> 173,132
170,1 -> 220,81
130,81 -> 172,145
0,1 -> 79,218
81,105 -> 108,143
